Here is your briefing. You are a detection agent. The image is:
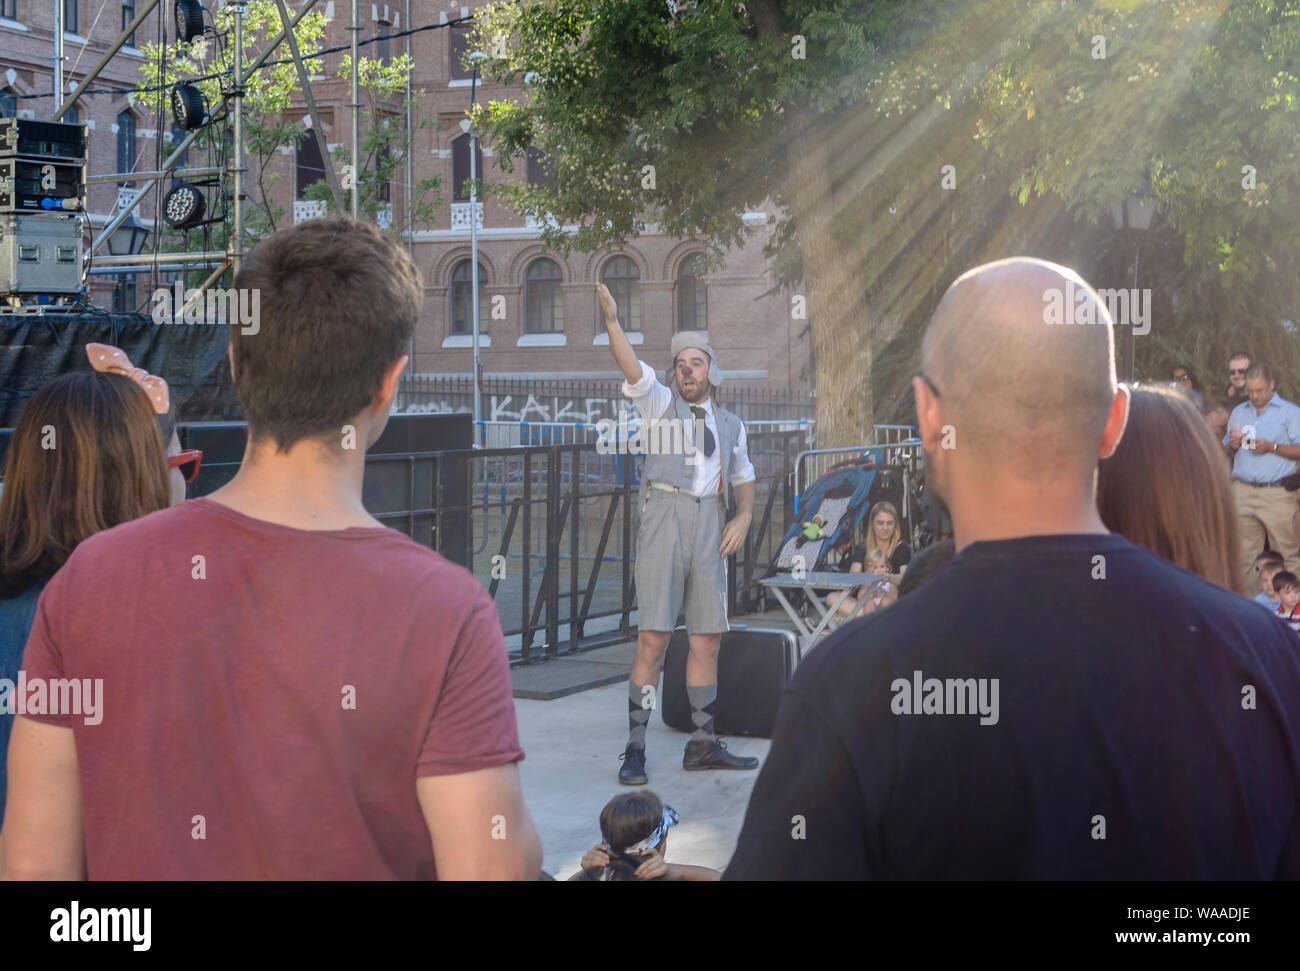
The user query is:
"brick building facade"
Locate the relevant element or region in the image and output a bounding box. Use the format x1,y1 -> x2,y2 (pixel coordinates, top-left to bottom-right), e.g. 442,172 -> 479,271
2,0 -> 811,390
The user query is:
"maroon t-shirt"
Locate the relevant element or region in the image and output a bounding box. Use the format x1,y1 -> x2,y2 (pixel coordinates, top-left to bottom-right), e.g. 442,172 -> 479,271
20,497 -> 523,879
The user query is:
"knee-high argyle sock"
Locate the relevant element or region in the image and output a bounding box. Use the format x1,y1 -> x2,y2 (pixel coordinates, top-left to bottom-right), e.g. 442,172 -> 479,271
687,684 -> 717,743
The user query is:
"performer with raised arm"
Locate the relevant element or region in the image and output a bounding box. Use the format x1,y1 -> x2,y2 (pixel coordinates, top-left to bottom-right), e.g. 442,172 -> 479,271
596,282 -> 759,785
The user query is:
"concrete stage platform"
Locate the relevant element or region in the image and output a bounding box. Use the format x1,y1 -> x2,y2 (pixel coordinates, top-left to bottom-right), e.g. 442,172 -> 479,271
515,680 -> 771,879
511,607 -> 800,878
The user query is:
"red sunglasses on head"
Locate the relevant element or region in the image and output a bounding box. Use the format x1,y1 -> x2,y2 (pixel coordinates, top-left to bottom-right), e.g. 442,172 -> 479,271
167,449 -> 203,482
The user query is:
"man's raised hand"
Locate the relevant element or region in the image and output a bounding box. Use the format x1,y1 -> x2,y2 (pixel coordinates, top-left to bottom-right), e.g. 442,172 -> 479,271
596,282 -> 619,324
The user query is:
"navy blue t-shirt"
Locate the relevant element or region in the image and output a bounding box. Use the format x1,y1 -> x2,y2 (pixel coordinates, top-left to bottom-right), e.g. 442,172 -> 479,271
725,533 -> 1300,880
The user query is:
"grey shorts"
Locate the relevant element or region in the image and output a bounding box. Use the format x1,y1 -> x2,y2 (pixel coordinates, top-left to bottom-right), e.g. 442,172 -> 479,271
635,488 -> 729,635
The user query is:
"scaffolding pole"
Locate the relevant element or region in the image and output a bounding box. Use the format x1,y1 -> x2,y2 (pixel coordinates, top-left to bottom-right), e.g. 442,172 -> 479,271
271,0 -> 344,211
53,0 -> 64,113
350,0 -> 360,218
230,3 -> 246,275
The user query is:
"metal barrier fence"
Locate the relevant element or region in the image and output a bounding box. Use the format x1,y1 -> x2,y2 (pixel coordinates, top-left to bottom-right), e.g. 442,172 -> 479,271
873,424 -> 918,444
791,438 -> 928,550
447,430 -> 805,663
476,417 -> 816,450
792,427 -> 919,510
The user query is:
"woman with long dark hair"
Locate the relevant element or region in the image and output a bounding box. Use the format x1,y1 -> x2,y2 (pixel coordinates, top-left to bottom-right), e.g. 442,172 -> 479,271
0,364 -> 173,821
1097,384 -> 1239,590
1172,364 -> 1204,411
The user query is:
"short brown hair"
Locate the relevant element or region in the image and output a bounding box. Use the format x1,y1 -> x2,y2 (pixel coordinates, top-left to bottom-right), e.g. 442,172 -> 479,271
1272,571 -> 1300,594
0,372 -> 170,598
1097,385 -> 1239,590
230,215 -> 423,451
1256,550 -> 1284,567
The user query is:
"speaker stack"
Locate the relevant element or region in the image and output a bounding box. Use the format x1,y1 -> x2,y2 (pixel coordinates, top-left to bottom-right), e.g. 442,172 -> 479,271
0,118 -> 88,312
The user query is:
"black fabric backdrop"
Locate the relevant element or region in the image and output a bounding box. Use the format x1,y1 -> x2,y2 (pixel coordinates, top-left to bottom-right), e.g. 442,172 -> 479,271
0,313 -> 241,427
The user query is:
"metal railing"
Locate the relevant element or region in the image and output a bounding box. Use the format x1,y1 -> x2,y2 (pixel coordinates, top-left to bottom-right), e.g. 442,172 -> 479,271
792,426 -> 920,511
449,430 -> 805,663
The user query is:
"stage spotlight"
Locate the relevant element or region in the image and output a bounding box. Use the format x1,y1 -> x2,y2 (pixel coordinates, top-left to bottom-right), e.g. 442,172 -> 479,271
163,183 -> 206,230
171,84 -> 205,130
175,0 -> 204,44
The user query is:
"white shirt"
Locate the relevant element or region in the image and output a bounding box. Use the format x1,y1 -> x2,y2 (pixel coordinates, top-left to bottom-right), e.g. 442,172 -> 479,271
621,360 -> 756,498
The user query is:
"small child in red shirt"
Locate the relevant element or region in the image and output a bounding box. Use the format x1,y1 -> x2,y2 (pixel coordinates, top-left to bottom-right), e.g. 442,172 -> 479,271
1273,571 -> 1300,635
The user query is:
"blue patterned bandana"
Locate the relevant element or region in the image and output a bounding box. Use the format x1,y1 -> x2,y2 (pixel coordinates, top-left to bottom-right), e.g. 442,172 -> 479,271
622,805 -> 680,856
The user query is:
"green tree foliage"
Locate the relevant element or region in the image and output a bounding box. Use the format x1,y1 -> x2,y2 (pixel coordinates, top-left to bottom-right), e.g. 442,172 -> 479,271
474,0 -> 1300,439
304,53 -> 444,229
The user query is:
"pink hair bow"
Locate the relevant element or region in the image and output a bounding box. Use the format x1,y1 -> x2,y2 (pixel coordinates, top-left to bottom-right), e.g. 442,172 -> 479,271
85,343 -> 171,415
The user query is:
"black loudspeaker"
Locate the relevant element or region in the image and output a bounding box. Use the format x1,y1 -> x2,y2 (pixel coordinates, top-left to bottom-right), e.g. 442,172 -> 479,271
660,626 -> 799,738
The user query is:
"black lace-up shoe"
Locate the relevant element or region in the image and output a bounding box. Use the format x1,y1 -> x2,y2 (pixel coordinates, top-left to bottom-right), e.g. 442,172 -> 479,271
618,744 -> 648,785
682,738 -> 759,771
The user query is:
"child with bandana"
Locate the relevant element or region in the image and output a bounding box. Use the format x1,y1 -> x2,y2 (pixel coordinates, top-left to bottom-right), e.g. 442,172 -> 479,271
571,791 -> 720,881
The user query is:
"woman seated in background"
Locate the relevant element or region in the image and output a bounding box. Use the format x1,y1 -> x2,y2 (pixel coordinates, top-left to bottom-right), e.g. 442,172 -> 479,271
844,500 -> 911,586
0,347 -> 181,824
1097,384 -> 1239,591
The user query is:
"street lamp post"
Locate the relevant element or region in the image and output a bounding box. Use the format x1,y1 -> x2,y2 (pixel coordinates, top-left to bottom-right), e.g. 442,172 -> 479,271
106,211 -> 150,313
1110,183 -> 1156,381
468,50 -> 488,447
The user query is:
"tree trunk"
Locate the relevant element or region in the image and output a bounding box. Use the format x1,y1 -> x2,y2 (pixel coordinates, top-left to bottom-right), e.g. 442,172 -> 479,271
746,0 -> 874,449
784,107 -> 875,449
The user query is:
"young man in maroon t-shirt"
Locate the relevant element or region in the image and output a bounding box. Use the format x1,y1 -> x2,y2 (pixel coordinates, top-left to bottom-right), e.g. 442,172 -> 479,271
0,216 -> 542,880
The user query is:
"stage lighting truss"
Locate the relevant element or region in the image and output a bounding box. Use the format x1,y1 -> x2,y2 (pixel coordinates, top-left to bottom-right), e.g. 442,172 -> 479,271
163,182 -> 207,230
171,84 -> 208,131
175,0 -> 205,44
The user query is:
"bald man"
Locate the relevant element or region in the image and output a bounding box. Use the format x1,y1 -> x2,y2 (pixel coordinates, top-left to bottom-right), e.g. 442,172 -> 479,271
725,258 -> 1300,880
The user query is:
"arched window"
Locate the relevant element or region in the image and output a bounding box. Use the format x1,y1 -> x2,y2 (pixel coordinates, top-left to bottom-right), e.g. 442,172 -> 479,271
296,132 -> 326,199
525,258 -> 563,333
676,253 -> 707,331
451,133 -> 483,202
0,90 -> 16,119
117,111 -> 137,185
450,260 -> 487,336
600,256 -> 640,332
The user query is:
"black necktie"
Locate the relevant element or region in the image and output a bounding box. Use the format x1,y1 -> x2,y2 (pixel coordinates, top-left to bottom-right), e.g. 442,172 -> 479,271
689,406 -> 716,458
